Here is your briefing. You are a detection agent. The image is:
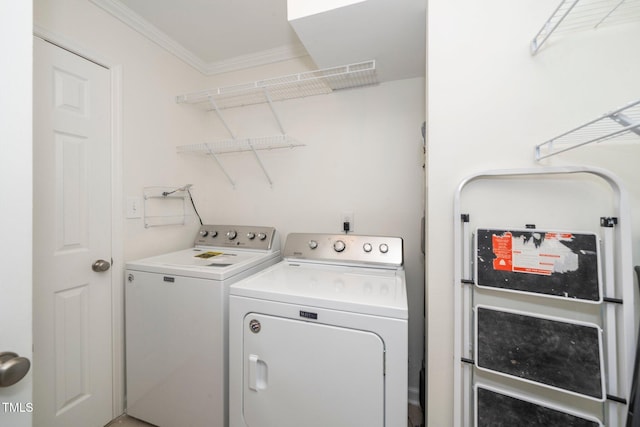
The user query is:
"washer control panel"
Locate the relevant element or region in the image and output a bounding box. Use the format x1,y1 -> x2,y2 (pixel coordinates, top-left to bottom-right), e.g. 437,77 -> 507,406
194,225 -> 277,250
284,233 -> 403,267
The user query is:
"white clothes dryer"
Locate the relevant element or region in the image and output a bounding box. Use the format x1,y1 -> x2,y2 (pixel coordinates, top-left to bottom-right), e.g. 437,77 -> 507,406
125,225 -> 281,427
229,233 -> 408,427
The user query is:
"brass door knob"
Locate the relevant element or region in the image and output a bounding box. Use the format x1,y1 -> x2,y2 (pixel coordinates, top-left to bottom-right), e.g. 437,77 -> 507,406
0,352 -> 30,387
92,259 -> 111,272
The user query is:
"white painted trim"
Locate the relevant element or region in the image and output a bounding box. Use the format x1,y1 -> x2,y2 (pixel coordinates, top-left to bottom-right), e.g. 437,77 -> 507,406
109,64 -> 125,417
89,0 -> 308,76
32,29 -> 126,419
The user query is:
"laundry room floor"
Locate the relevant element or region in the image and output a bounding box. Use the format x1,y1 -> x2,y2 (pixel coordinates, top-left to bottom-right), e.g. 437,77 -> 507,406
105,415 -> 153,426
105,404 -> 424,426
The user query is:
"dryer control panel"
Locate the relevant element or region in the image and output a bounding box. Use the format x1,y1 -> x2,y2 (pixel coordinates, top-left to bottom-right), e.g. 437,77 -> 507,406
194,225 -> 278,251
284,233 -> 403,267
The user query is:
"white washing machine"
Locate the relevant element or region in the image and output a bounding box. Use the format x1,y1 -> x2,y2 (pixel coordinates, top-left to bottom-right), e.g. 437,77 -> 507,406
229,233 -> 408,427
125,225 -> 281,427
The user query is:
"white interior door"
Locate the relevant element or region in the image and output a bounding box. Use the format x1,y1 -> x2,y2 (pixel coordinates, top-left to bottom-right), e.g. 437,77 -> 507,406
242,313 -> 385,427
33,36 -> 113,427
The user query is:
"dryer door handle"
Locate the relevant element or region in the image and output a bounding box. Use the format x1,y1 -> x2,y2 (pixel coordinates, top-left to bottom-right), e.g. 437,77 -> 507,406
248,354 -> 268,392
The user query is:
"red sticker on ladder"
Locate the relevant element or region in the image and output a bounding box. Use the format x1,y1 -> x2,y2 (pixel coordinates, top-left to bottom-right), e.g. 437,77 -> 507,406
492,232 -> 512,271
490,231 -> 577,276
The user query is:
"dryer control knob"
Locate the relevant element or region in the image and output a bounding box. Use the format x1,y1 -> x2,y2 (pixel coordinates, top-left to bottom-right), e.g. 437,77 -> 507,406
247,232 -> 256,240
199,230 -> 209,237
226,230 -> 237,240
257,233 -> 267,240
210,231 -> 218,238
379,243 -> 389,253
334,240 -> 346,253
308,240 -> 318,249
363,243 -> 373,253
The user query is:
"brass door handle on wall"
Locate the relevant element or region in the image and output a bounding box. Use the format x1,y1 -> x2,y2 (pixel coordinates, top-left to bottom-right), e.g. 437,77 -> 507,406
0,352 -> 30,387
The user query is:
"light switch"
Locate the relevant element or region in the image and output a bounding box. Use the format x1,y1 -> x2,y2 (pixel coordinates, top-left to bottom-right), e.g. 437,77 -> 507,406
126,196 -> 142,219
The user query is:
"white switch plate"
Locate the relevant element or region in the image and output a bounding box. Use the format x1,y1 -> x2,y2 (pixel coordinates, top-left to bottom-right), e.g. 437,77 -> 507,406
126,196 -> 142,219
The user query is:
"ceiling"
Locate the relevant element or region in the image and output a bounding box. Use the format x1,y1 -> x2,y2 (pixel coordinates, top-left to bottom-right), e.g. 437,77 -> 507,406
90,0 -> 426,80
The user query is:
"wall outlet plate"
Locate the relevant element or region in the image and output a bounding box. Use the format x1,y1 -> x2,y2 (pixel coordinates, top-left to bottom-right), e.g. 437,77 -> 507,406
340,211 -> 354,233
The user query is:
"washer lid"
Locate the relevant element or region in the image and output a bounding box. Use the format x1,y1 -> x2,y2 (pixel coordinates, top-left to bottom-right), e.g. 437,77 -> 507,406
125,247 -> 281,280
230,261 -> 408,319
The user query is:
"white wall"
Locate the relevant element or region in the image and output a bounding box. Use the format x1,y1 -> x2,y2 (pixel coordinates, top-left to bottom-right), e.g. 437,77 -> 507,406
34,0 -> 426,405
427,0 -> 640,425
0,3 -> 33,427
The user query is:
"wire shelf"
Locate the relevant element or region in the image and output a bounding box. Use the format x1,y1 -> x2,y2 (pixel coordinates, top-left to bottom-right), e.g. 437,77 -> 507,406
175,61 -> 373,186
176,60 -> 378,109
535,98 -> 640,160
177,136 -> 305,187
177,135 -> 305,155
531,0 -> 640,54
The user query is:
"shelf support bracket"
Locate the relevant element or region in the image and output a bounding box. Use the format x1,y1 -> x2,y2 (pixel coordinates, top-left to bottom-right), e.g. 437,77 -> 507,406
208,94 -> 277,187
247,138 -> 274,187
204,145 -> 236,188
531,0 -> 580,55
208,96 -> 237,139
263,88 -> 286,135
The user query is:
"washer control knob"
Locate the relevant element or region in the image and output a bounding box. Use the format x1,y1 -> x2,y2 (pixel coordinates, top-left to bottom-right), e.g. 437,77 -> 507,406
247,232 -> 256,240
199,230 -> 209,237
363,243 -> 373,253
308,240 -> 318,249
210,231 -> 218,238
379,243 -> 389,254
226,230 -> 237,240
334,240 -> 346,253
257,233 -> 267,240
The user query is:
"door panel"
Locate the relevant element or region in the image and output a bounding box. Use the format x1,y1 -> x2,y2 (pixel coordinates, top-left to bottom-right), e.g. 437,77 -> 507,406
56,132 -> 89,250
33,37 -> 112,427
242,313 -> 385,427
54,284 -> 90,412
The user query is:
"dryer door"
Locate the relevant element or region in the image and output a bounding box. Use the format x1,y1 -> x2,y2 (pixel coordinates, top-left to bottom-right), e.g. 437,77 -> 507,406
242,313 -> 385,427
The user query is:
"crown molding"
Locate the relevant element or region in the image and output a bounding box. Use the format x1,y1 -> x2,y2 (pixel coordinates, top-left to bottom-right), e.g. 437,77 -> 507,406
89,0 -> 209,73
89,0 -> 308,76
